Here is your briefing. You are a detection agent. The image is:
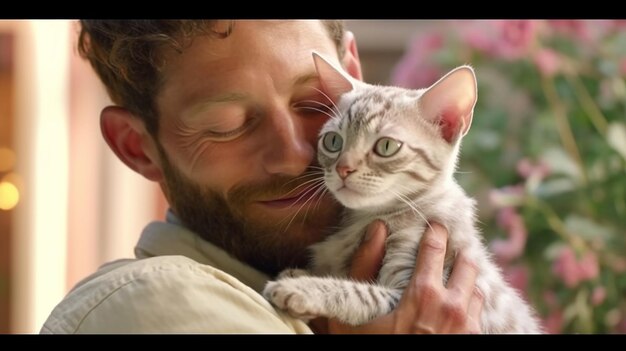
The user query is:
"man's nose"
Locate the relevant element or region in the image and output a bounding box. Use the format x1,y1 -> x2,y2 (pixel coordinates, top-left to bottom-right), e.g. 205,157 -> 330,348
262,108 -> 314,177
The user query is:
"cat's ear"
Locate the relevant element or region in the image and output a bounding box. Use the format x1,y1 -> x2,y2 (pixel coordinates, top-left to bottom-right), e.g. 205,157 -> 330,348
419,65 -> 477,143
312,51 -> 355,103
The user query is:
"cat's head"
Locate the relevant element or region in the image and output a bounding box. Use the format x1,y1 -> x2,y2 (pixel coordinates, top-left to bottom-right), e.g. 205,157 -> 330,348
313,51 -> 477,211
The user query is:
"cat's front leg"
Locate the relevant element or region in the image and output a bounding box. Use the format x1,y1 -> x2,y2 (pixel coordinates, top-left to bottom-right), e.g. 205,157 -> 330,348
263,277 -> 323,321
264,276 -> 403,325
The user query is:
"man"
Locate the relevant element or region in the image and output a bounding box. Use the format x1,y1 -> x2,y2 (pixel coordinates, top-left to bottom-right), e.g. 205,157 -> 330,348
41,20 -> 483,333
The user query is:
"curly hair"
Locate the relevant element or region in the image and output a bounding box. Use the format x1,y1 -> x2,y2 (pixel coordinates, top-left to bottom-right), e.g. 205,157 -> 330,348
78,20 -> 346,136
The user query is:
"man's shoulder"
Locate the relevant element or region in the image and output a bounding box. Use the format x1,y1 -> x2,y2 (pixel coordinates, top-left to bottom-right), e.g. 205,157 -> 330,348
68,255 -> 215,295
41,255 -> 310,333
40,256 -> 219,333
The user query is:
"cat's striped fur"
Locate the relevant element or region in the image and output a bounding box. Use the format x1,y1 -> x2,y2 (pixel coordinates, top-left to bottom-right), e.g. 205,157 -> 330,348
263,52 -> 542,333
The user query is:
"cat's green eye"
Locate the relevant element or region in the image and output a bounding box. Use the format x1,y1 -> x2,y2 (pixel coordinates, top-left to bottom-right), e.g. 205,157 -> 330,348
374,137 -> 402,157
322,132 -> 343,153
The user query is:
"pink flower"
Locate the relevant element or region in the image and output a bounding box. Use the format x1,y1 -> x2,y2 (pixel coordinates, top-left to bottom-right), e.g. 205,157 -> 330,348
391,32 -> 444,89
533,48 -> 561,77
548,20 -> 589,41
547,20 -> 615,44
495,20 -> 537,60
491,207 -> 528,263
462,23 -> 494,53
552,247 -> 582,287
552,247 -> 599,287
578,252 -> 599,280
516,158 -> 551,179
613,20 -> 626,28
460,20 -> 537,60
591,286 -> 606,306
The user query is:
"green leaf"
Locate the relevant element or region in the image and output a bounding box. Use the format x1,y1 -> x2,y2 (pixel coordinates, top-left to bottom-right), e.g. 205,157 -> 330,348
535,177 -> 577,198
563,214 -> 615,241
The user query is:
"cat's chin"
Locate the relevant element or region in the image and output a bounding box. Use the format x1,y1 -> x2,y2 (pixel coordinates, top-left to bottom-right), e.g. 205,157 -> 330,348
332,187 -> 378,210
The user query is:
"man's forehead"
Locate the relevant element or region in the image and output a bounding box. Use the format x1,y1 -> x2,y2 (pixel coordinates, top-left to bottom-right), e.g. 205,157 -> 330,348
156,21 -> 339,120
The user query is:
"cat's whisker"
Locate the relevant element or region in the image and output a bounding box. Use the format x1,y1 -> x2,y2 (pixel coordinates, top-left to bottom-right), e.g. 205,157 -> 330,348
284,178 -> 326,211
278,171 -> 324,196
276,178 -> 324,221
308,86 -> 342,118
299,182 -> 329,227
391,189 -> 434,233
278,180 -> 326,233
309,182 -> 329,212
293,98 -> 340,116
280,176 -> 325,199
294,99 -> 339,116
312,187 -> 330,212
393,183 -> 420,198
294,104 -> 340,121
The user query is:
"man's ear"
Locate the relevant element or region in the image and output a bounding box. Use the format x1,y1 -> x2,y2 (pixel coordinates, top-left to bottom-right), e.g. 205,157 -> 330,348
341,31 -> 363,81
100,106 -> 164,182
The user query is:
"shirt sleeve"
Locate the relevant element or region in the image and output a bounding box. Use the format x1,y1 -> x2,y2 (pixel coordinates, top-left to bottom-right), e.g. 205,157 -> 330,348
40,255 -> 312,334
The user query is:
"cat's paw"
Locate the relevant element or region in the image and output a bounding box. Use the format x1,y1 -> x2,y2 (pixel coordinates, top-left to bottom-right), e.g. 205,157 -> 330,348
263,280 -> 320,320
277,268 -> 309,280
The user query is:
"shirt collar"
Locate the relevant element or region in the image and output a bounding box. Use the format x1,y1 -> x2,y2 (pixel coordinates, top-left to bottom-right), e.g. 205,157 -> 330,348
135,209 -> 271,293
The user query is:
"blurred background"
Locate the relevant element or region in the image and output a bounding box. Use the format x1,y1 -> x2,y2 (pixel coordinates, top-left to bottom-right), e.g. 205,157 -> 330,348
0,20 -> 624,333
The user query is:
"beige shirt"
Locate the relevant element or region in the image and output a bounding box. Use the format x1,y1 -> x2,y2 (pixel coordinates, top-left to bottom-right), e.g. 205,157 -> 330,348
40,211 -> 313,334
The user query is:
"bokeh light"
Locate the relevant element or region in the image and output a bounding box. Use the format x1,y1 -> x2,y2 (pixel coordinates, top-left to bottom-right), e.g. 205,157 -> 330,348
0,181 -> 19,210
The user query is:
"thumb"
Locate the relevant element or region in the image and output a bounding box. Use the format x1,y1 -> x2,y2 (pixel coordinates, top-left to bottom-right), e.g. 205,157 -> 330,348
349,220 -> 387,281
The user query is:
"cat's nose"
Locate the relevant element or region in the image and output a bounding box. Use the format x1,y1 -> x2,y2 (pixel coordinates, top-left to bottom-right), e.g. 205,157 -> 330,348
336,165 -> 356,180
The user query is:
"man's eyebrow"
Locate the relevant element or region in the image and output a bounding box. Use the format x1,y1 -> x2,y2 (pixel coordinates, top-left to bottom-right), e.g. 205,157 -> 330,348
292,72 -> 320,87
202,92 -> 248,105
184,92 -> 248,119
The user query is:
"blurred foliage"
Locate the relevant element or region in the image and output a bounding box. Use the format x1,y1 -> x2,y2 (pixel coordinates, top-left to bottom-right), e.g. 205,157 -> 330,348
392,20 -> 626,333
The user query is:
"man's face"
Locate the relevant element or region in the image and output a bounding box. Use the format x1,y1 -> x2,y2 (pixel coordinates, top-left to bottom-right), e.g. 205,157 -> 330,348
153,20 -> 346,275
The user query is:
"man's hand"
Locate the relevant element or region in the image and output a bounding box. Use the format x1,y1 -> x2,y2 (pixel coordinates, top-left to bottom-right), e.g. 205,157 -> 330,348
318,221 -> 483,334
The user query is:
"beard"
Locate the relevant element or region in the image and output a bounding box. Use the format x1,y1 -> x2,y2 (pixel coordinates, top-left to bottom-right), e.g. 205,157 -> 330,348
155,142 -> 343,277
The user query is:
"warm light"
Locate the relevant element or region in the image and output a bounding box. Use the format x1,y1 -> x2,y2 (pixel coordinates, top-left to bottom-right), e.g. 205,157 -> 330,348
0,181 -> 19,210
0,147 -> 16,172
11,20 -> 71,333
2,172 -> 24,191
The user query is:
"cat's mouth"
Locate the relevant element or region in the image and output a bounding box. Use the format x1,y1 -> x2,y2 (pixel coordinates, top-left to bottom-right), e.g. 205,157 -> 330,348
336,185 -> 359,195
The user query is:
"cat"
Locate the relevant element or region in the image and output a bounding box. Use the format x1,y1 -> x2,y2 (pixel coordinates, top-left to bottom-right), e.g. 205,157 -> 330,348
263,52 -> 542,333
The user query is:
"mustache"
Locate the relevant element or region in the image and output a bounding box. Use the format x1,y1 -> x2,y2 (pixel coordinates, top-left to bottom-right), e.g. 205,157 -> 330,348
227,166 -> 325,207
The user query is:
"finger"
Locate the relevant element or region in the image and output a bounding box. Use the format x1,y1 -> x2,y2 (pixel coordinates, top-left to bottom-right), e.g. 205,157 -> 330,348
466,287 -> 484,334
349,220 -> 387,281
446,251 -> 480,307
328,312 -> 396,334
309,317 -> 329,334
413,222 -> 448,284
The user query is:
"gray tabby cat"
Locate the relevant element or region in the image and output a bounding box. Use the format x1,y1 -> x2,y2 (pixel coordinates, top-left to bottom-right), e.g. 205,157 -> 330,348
263,52 -> 542,333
